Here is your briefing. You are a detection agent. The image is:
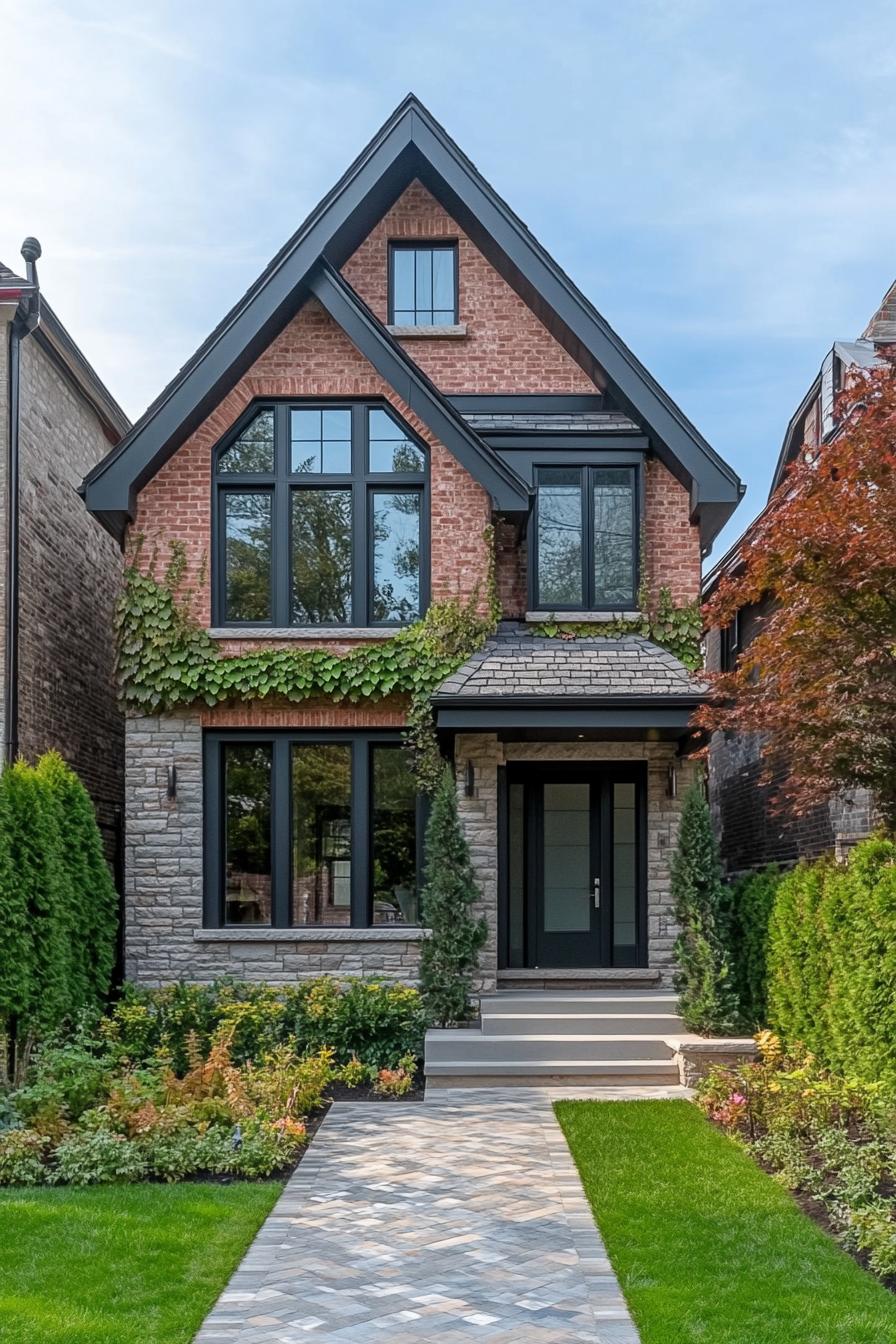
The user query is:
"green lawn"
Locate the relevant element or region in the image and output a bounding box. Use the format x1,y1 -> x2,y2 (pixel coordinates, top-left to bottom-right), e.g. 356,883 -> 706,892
0,1181 -> 282,1344
555,1099 -> 896,1344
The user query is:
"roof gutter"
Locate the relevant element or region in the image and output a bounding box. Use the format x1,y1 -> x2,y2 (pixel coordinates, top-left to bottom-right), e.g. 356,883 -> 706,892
3,238 -> 41,767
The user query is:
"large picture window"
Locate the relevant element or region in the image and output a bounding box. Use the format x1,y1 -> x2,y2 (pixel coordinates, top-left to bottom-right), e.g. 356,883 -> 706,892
214,402 -> 428,627
205,733 -> 423,929
533,465 -> 637,610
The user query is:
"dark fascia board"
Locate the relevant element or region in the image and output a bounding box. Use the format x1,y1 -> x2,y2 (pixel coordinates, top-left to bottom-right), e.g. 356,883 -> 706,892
434,704 -> 698,731
432,693 -> 702,710
308,262 -> 528,510
35,298 -> 131,442
768,368 -> 823,502
82,92 -> 740,542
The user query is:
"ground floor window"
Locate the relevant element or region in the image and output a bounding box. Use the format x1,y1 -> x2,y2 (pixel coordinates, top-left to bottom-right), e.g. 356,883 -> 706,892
204,732 -> 422,929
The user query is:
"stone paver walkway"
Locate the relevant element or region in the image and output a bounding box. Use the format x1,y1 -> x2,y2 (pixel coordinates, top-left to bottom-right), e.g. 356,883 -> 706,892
195,1087 -> 685,1343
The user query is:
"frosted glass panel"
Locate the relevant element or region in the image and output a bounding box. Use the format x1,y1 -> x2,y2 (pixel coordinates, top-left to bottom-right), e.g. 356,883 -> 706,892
542,783 -> 590,932
613,781 -> 637,950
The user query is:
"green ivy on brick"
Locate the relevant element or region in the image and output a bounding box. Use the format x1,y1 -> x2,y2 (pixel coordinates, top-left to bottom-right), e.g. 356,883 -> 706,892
116,536 -> 500,794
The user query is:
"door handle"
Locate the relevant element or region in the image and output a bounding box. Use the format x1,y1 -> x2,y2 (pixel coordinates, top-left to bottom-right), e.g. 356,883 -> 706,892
593,876 -> 601,909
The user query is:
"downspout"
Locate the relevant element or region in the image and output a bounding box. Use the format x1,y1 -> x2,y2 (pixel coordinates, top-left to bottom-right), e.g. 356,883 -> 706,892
4,238 -> 41,767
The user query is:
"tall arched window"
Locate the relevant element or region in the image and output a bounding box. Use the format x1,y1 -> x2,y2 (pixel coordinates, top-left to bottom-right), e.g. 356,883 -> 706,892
213,401 -> 429,627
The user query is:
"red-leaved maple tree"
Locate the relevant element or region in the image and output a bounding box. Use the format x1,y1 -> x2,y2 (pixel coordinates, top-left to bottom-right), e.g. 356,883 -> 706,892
698,352 -> 896,831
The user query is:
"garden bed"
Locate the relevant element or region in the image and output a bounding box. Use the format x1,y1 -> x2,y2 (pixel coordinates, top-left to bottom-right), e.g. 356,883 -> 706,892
0,978 -> 426,1190
556,1098 -> 896,1344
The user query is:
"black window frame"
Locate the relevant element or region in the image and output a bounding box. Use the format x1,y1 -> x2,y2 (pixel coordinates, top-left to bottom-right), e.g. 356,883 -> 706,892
530,463 -> 640,612
204,730 -> 427,929
212,399 -> 430,628
387,241 -> 459,326
720,610 -> 741,672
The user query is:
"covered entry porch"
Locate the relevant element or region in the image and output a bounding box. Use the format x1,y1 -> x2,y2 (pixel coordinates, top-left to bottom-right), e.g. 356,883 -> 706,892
431,626 -> 705,997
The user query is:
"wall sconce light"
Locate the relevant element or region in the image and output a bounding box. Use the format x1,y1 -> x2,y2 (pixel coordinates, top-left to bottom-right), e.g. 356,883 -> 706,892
666,763 -> 677,800
167,764 -> 178,801
464,760 -> 475,798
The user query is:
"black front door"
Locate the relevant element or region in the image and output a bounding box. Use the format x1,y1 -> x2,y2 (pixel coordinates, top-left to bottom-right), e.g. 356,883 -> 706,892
503,764 -> 645,970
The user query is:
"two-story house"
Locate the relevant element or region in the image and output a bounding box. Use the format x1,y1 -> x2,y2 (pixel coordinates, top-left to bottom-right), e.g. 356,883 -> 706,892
704,280 -> 895,872
82,96 -> 742,1004
1,240 -> 128,862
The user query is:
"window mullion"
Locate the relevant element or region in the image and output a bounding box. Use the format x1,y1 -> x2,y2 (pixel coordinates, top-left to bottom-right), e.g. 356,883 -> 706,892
353,406 -> 367,626
272,738 -> 291,927
350,738 -> 371,927
274,405 -> 290,625
583,467 -> 593,609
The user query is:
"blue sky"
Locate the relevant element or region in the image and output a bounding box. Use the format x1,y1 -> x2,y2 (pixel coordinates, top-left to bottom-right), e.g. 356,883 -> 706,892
2,0 -> 894,559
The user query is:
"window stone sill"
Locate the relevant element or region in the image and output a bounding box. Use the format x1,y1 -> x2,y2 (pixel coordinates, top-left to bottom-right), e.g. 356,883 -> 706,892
194,926 -> 430,942
525,611 -> 642,624
386,324 -> 467,338
207,627 -> 399,641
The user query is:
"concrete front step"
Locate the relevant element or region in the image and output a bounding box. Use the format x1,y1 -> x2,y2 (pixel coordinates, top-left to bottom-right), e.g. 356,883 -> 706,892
426,1029 -> 676,1064
480,990 -> 680,1016
483,1012 -> 686,1036
425,1059 -> 681,1086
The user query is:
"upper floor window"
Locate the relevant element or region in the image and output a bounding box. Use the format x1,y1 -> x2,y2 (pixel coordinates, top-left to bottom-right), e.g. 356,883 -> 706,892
214,402 -> 428,628
388,243 -> 458,326
720,612 -> 741,671
533,465 -> 638,610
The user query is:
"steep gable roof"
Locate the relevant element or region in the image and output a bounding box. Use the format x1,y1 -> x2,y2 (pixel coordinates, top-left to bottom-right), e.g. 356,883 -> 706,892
82,94 -> 741,544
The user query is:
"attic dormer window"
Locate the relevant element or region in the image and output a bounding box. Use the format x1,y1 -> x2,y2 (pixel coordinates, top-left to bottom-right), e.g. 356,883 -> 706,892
388,243 -> 457,326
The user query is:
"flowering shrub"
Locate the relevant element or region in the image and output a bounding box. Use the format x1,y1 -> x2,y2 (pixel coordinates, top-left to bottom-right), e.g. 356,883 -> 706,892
697,1032 -> 896,1279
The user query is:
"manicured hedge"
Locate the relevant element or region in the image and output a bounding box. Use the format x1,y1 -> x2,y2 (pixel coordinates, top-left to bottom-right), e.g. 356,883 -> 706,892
726,866 -> 780,1030
767,837 -> 896,1085
0,754 -> 118,1082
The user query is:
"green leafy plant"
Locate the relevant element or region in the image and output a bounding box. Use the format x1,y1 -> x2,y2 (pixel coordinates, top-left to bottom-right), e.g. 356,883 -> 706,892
418,767 -> 488,1027
0,1129 -> 48,1186
116,537 -> 500,794
291,978 -> 426,1068
671,784 -> 741,1034
52,1128 -> 149,1186
726,865 -> 781,1029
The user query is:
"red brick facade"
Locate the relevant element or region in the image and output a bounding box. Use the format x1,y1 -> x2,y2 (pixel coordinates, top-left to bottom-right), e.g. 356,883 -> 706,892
342,182 -> 598,393
130,182 -> 703,738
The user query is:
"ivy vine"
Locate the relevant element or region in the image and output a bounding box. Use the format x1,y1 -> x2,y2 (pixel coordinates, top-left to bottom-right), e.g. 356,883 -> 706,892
116,537 -> 500,794
116,539 -> 700,795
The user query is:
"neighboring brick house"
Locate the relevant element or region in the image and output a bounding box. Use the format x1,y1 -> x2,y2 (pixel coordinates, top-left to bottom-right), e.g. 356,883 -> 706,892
82,95 -> 742,992
0,242 -> 129,856
704,281 -> 896,873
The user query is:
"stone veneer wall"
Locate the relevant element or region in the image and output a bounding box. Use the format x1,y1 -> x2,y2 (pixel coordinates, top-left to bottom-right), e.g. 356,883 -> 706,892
454,735 -> 700,992
125,712 -> 427,986
126,713 -> 694,990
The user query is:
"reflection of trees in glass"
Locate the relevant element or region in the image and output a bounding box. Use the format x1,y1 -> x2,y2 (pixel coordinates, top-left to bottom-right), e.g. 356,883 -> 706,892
372,747 -> 417,923
225,744 -> 272,924
291,489 -> 353,623
368,408 -> 425,472
372,491 -> 420,622
537,473 -> 582,606
593,472 -> 634,603
225,493 -> 272,620
219,409 -> 275,473
292,745 -> 352,925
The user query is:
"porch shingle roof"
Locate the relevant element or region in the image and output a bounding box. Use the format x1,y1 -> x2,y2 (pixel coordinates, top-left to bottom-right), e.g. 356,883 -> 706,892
433,625 -> 704,702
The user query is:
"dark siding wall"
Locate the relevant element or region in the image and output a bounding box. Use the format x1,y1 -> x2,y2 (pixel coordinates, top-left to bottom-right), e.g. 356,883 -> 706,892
16,335 -> 124,848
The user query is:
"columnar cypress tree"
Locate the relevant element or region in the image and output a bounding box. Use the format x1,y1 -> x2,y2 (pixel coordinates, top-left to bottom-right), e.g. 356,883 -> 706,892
3,762 -> 72,1043
36,752 -> 118,1008
671,783 -> 740,1034
0,768 -> 31,1085
419,767 -> 488,1027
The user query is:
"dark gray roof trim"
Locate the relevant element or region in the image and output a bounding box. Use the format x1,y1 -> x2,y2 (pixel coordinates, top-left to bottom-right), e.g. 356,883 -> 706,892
309,263 -> 528,510
433,626 -> 705,704
81,93 -> 741,543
